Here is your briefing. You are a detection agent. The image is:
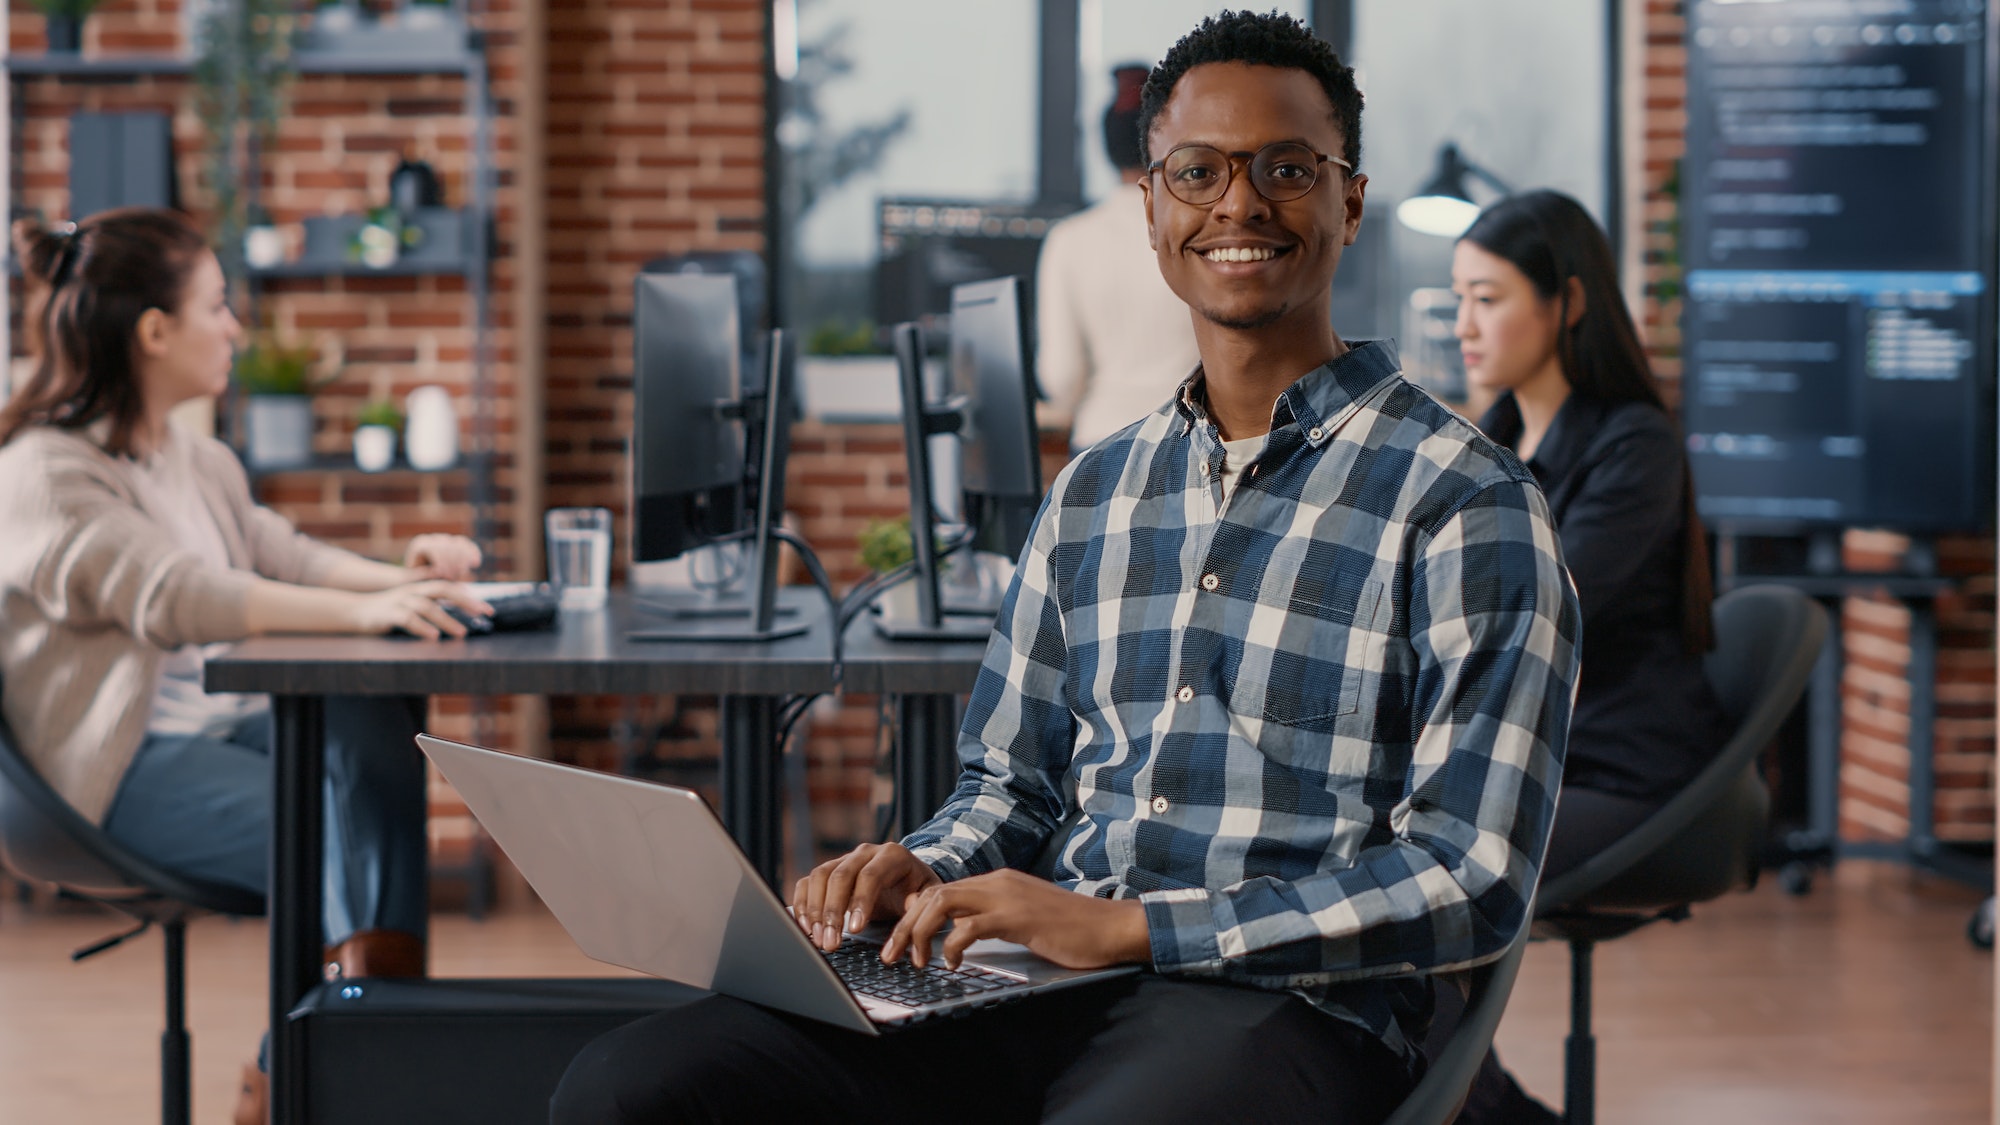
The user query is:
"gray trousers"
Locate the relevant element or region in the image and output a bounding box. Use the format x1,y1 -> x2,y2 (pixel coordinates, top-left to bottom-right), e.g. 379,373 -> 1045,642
102,696 -> 430,945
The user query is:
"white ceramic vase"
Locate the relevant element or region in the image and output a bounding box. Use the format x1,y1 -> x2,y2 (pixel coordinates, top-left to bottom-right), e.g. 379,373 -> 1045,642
403,386 -> 457,470
354,424 -> 397,472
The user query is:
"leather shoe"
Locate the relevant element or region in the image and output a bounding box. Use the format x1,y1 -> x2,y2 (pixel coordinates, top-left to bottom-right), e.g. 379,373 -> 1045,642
323,929 -> 427,980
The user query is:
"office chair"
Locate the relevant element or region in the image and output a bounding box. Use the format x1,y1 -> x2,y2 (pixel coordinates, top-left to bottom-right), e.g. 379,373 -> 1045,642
0,677 -> 264,1125
1531,584 -> 1828,1125
1384,922 -> 1532,1125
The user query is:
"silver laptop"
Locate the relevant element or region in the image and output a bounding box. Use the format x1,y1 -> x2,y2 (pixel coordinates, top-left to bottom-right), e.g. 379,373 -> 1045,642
416,734 -> 1137,1034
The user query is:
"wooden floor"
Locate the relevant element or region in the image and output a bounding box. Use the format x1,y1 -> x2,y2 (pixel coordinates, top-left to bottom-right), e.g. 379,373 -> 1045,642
0,860 -> 1988,1123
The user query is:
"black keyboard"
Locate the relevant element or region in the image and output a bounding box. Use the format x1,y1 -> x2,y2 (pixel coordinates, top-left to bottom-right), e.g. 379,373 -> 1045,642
824,938 -> 1021,1007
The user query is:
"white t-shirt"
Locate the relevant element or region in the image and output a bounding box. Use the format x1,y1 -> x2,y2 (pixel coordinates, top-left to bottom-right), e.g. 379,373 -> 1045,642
1219,433 -> 1267,502
124,426 -> 269,738
1036,183 -> 1203,450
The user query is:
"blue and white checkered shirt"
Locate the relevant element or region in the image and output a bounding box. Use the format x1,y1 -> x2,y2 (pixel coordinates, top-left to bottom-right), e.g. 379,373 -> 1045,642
903,340 -> 1581,1062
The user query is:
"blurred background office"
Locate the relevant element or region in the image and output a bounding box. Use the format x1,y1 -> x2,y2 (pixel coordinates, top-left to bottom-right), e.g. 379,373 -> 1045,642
0,1 -> 1993,1122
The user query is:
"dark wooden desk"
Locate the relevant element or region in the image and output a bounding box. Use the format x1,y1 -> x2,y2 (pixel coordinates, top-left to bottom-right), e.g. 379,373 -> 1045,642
206,589 -> 836,1125
837,617 -> 989,836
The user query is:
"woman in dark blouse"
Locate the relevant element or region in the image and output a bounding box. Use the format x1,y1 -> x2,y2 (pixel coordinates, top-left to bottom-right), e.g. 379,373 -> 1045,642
1449,190 -> 1728,1124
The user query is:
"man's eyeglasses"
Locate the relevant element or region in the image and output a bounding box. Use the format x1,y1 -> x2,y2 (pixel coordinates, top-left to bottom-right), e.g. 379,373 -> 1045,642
1147,142 -> 1353,207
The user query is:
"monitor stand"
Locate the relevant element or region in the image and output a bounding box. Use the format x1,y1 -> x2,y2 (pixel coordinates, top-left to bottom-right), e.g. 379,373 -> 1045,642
632,593 -> 802,621
870,608 -> 995,642
627,617 -> 811,643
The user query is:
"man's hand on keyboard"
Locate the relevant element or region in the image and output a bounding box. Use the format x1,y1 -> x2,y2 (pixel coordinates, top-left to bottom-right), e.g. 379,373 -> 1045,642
791,842 -> 940,954
881,869 -> 1150,973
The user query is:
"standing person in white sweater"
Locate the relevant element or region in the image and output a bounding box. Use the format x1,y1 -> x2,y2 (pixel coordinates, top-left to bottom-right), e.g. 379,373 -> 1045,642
0,208 -> 491,1122
1035,64 -> 1202,454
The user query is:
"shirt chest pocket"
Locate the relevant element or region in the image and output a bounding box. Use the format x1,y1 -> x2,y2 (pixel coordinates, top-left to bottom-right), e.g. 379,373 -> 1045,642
1232,578 -> 1387,736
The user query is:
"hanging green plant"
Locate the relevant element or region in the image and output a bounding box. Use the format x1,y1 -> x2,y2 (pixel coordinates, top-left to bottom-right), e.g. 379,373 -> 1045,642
194,0 -> 296,285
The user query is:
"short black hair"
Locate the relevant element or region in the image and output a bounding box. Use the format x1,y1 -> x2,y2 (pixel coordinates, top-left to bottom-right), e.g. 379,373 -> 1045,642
1138,10 -> 1362,172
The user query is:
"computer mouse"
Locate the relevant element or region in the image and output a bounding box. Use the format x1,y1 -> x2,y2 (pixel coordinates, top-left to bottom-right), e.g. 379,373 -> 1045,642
388,602 -> 492,638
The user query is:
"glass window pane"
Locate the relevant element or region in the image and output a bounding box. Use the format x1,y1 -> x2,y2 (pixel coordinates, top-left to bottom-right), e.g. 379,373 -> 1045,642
782,0 -> 1039,336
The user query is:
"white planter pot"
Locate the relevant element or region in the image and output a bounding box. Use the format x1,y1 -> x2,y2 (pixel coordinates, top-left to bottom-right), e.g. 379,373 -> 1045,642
246,395 -> 314,469
876,582 -> 921,622
354,425 -> 397,472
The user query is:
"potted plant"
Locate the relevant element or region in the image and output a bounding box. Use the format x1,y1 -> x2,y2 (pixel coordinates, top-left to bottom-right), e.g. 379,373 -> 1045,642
353,398 -> 402,472
235,334 -> 326,469
33,0 -> 104,52
859,515 -> 929,620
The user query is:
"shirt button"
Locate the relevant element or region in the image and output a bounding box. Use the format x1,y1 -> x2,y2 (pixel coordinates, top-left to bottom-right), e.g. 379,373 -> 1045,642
1200,460 -> 1210,476
1151,795 -> 1170,814
1200,573 -> 1219,592
1175,685 -> 1194,703
1307,426 -> 1325,442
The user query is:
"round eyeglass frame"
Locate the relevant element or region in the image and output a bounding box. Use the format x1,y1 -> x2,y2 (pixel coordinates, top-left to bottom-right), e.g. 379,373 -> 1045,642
1147,142 -> 1353,206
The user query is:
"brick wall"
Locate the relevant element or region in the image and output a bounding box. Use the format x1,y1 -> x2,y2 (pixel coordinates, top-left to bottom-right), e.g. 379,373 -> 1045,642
1631,0 -> 1996,847
8,0 -> 527,867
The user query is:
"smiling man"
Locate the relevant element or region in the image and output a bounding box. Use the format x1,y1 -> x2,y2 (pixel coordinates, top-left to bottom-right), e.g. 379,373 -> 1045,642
552,13 -> 1580,1125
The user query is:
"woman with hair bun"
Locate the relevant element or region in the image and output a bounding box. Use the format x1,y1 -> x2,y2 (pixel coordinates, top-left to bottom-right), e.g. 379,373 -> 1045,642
0,207 -> 488,1121
1450,189 -> 1727,1123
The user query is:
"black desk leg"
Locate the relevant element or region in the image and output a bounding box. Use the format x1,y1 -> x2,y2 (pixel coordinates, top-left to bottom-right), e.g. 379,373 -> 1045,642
270,694 -> 324,1125
894,694 -> 959,839
720,696 -> 782,889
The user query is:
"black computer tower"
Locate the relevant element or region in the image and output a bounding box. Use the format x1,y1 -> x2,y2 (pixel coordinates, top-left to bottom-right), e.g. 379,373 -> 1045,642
290,977 -> 703,1124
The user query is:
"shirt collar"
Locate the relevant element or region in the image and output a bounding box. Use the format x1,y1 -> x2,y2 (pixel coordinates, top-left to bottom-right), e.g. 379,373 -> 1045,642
1172,338 -> 1403,447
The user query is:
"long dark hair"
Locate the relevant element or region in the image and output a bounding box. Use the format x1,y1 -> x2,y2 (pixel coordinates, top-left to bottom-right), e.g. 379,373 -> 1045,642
1461,189 -> 1714,653
0,208 -> 212,457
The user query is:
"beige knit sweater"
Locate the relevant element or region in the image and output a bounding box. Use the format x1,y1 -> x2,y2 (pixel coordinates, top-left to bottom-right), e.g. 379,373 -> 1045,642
0,421 -> 356,822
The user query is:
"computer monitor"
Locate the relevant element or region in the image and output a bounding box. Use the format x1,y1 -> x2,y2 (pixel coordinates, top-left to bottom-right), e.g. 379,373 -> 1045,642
628,328 -> 807,643
878,277 -> 1044,642
949,277 -> 1043,559
632,273 -> 748,564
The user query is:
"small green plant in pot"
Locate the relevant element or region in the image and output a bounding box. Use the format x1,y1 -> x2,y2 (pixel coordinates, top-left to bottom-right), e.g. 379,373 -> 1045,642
236,334 -> 328,469
32,0 -> 104,53
353,399 -> 403,472
858,515 -> 950,620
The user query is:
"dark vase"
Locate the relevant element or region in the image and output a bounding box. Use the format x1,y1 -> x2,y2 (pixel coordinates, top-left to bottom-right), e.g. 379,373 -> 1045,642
44,13 -> 82,52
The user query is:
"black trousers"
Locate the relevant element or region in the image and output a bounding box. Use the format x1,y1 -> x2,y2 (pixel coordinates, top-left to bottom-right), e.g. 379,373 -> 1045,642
1451,784 -> 1670,1125
550,974 -> 1416,1125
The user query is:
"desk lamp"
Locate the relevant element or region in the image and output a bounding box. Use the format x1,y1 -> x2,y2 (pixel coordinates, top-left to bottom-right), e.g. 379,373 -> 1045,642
1396,142 -> 1512,238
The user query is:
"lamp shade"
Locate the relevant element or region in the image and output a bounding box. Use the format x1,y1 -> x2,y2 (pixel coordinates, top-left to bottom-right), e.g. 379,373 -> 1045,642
1396,143 -> 1491,238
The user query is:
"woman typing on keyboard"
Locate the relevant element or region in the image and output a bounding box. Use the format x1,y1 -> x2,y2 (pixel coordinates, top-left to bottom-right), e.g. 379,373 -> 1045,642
0,208 -> 488,1123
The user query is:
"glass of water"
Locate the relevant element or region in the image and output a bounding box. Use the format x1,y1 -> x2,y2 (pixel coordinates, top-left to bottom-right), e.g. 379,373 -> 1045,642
545,507 -> 612,609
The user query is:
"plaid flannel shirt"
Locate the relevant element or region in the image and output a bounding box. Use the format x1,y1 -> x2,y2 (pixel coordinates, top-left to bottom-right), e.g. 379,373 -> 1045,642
902,340 -> 1580,1062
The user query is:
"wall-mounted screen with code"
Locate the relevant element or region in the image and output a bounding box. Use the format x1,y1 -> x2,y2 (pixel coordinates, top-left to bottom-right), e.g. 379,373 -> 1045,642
1682,0 -> 1995,531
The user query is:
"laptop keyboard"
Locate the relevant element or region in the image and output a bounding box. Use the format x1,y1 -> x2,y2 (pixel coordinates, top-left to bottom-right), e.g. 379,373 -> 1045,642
825,938 -> 1021,1007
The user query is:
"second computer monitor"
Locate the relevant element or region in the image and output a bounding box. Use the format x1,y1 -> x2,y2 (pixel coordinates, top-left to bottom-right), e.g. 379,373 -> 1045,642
948,276 -> 1043,559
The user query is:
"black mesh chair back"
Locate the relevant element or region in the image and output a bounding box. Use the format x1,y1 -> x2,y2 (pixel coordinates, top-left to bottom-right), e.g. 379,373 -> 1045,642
0,676 -> 263,1125
1537,584 -> 1828,915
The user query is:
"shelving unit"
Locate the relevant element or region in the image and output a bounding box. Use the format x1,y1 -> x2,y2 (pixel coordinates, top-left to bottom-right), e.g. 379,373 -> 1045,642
1,22 -> 503,912
1,34 -> 499,547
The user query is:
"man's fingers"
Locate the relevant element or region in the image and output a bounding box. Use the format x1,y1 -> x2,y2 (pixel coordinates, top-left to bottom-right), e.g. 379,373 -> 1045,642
796,863 -> 833,941
818,853 -> 870,949
847,848 -> 917,931
939,913 -> 990,970
899,887 -> 958,969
